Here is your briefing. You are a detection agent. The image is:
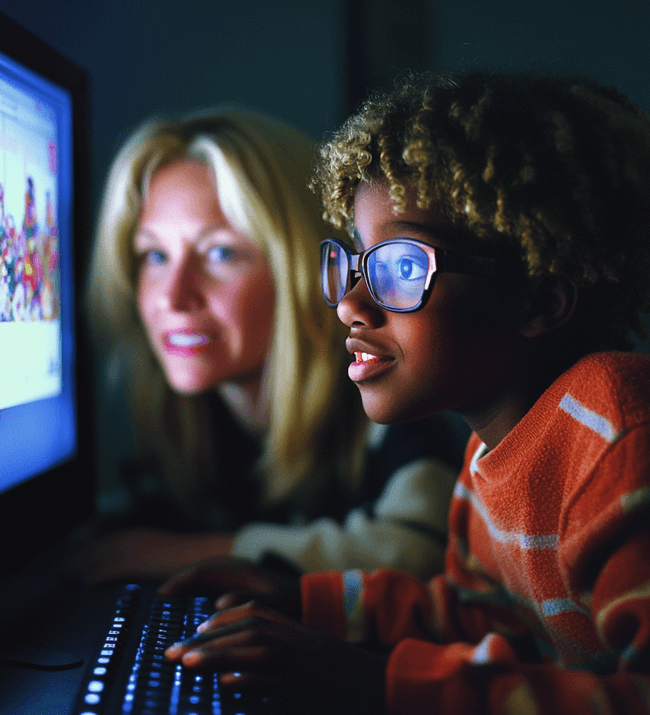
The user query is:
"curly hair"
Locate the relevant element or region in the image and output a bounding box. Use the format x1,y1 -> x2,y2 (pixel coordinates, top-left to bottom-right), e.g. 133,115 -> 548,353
312,70 -> 650,350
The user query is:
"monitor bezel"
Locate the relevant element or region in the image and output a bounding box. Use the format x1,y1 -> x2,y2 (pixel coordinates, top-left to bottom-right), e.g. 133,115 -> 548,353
0,11 -> 94,575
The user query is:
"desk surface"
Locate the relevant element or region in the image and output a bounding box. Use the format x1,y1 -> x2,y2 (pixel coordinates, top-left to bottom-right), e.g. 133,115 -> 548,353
0,558 -> 123,714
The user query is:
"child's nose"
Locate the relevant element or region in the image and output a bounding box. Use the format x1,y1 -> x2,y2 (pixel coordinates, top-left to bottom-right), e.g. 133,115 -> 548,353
336,273 -> 383,328
159,259 -> 204,312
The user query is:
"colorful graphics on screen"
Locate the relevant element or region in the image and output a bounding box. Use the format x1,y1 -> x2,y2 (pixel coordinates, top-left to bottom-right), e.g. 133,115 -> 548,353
0,176 -> 59,322
0,70 -> 63,412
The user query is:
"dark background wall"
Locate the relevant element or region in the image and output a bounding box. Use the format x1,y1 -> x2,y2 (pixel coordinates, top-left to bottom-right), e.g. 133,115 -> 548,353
1,0 -> 346,212
4,0 -> 649,214
2,0 -> 649,386
432,0 -> 650,108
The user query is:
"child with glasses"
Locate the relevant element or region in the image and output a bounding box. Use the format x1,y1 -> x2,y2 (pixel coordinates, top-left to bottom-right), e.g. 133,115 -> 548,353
163,71 -> 650,715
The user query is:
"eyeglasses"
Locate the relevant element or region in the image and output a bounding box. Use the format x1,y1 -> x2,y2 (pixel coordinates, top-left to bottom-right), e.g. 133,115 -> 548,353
320,237 -> 510,312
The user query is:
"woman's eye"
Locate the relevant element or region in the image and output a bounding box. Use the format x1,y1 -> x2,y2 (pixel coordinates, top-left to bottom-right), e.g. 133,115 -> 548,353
208,245 -> 236,263
140,249 -> 167,266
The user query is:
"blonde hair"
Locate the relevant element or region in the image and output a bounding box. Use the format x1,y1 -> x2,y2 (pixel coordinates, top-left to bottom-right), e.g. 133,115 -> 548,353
312,71 -> 650,351
88,108 -> 365,515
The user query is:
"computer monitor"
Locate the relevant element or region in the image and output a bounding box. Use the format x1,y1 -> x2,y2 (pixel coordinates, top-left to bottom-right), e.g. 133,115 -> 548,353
0,11 -> 93,577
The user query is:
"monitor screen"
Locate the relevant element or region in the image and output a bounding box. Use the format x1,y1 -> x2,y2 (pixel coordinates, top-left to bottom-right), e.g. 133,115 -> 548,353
0,11 -> 93,576
0,40 -> 76,491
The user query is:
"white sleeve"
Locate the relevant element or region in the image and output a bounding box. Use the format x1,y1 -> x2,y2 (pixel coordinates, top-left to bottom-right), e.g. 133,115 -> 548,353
231,457 -> 458,579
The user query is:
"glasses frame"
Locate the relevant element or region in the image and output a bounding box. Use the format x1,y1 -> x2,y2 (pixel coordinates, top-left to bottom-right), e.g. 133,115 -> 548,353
320,237 -> 510,313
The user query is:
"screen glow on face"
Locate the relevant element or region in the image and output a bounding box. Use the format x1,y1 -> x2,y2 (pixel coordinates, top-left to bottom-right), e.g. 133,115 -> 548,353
321,238 -> 438,312
366,242 -> 430,310
321,233 -> 511,314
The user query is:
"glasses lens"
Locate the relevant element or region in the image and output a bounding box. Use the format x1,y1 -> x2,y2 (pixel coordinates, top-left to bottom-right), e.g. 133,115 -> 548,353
366,242 -> 430,310
321,241 -> 349,305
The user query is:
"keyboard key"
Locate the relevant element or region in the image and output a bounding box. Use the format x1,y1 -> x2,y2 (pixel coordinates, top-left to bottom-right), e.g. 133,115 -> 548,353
71,584 -> 274,714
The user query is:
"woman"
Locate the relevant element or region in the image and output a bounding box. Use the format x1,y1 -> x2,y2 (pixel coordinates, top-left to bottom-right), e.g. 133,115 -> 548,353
78,108 -> 467,582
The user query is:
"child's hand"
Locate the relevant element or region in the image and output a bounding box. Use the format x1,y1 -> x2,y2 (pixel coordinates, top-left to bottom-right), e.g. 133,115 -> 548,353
165,601 -> 387,715
158,557 -> 302,620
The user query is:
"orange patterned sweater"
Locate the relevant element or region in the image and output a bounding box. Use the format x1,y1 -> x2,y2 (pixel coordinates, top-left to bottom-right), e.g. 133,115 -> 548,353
301,352 -> 650,714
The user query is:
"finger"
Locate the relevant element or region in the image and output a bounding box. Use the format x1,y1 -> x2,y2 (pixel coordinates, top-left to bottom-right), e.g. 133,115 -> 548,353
214,590 -> 254,611
167,622 -> 247,654
168,612 -> 285,659
181,643 -> 274,670
197,602 -> 298,635
166,617 -> 267,660
166,608 -> 301,666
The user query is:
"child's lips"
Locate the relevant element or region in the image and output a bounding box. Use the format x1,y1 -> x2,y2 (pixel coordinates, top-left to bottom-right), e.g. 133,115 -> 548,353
348,350 -> 394,382
353,351 -> 386,364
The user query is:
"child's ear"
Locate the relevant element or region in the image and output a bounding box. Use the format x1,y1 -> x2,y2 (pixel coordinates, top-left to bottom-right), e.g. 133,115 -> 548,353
518,274 -> 578,338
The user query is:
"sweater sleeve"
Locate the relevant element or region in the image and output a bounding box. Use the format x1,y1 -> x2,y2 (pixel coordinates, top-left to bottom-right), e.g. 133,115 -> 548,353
383,517 -> 650,715
303,561 -> 650,715
232,457 -> 457,578
301,426 -> 650,715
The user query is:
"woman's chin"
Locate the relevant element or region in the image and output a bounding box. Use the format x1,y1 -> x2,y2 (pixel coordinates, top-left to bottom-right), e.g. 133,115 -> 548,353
165,374 -> 215,395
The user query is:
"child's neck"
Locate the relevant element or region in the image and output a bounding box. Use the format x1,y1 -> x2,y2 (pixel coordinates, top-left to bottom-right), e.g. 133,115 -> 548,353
464,343 -> 586,451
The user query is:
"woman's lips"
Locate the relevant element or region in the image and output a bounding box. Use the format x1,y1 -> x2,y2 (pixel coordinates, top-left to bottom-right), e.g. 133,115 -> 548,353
348,350 -> 394,382
163,332 -> 212,356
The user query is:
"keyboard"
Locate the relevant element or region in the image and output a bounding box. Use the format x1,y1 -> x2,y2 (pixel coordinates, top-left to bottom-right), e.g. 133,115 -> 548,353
71,583 -> 275,715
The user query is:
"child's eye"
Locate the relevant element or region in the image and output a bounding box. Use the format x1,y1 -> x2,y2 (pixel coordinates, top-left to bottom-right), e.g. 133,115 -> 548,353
396,256 -> 427,281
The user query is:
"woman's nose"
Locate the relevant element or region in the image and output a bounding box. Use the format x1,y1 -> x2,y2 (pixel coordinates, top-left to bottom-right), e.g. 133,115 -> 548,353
159,258 -> 204,312
336,272 -> 384,328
